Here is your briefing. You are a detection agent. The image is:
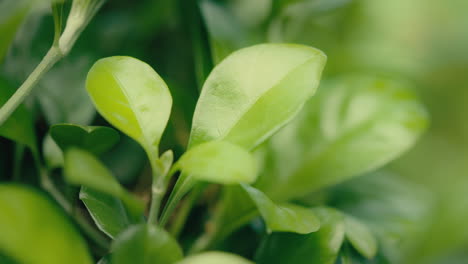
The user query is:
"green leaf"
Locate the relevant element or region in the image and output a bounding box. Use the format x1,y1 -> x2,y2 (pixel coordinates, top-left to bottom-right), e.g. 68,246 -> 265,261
255,207 -> 345,264
255,74 -> 429,201
43,134 -> 64,169
177,252 -> 254,264
344,215 -> 377,259
0,77 -> 36,151
0,0 -> 33,61
0,184 -> 92,264
64,148 -> 144,217
79,187 -> 135,239
175,141 -> 258,185
86,56 -> 172,160
189,43 -> 326,149
111,224 -> 183,264
241,184 -> 320,234
50,123 -> 120,154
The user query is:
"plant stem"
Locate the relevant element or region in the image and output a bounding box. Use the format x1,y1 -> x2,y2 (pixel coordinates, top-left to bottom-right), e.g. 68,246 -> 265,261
169,184 -> 204,237
148,173 -> 165,225
0,47 -> 62,125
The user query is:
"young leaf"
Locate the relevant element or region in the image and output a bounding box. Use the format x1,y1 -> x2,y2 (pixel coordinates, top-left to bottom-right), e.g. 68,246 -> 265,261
255,74 -> 429,201
111,224 -> 183,264
50,123 -> 120,154
344,215 -> 378,259
0,78 -> 36,151
175,141 -> 258,185
189,43 -> 326,149
0,184 -> 92,264
43,134 -> 64,169
64,148 -> 144,217
79,187 -> 135,239
177,252 -> 253,264
255,207 -> 345,264
241,184 -> 320,234
86,56 -> 172,161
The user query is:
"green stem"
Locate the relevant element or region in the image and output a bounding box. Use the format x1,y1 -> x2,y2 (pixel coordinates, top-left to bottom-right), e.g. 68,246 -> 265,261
0,47 -> 62,125
148,171 -> 165,225
169,184 -> 204,237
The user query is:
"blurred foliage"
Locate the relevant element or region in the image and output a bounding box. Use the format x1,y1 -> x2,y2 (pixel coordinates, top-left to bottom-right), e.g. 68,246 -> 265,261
1,0 -> 468,263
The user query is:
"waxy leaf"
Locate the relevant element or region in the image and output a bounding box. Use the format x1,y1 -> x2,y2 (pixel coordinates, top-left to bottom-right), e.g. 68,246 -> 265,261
189,43 -> 326,149
111,224 -> 183,264
50,123 -> 120,154
177,252 -> 254,264
344,215 -> 378,259
176,141 -> 258,185
80,187 -> 135,239
86,56 -> 172,160
64,148 -> 144,217
0,78 -> 36,151
255,207 -> 345,264
255,74 -> 429,201
0,184 -> 92,264
241,184 -> 320,234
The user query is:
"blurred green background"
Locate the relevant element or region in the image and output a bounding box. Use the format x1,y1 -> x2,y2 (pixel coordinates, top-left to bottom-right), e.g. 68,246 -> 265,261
1,0 -> 468,263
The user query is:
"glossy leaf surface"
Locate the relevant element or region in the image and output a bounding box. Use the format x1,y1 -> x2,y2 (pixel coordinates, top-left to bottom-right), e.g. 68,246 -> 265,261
79,187 -> 134,239
86,56 -> 172,160
241,184 -> 320,234
176,141 -> 258,184
189,43 -> 326,149
111,224 -> 183,264
255,74 -> 429,201
177,252 -> 253,264
0,184 -> 92,264
255,207 -> 345,264
50,123 -> 120,154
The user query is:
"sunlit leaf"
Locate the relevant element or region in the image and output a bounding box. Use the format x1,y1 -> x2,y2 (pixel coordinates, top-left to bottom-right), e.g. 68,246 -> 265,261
177,252 -> 253,264
189,43 -> 326,149
0,184 -> 92,264
111,224 -> 183,264
86,56 -> 172,161
255,74 -> 429,201
241,184 -> 319,234
175,141 -> 258,185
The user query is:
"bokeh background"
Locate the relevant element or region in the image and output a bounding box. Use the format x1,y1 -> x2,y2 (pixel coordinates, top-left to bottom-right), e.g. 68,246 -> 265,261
1,0 -> 468,263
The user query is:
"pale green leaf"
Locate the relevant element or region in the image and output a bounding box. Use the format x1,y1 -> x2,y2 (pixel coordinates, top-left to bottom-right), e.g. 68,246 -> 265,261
241,184 -> 320,234
176,141 -> 258,185
0,184 -> 92,264
177,252 -> 254,264
189,43 -> 326,149
86,56 -> 172,160
344,215 -> 378,259
255,74 -> 429,201
111,224 -> 183,264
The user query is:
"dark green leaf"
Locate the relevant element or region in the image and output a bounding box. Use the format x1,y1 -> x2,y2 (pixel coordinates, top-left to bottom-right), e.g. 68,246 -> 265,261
255,207 -> 345,264
64,148 -> 144,218
79,187 -> 135,239
0,77 -> 36,151
111,224 -> 183,264
0,184 -> 92,264
241,184 -> 320,234
50,123 -> 120,154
